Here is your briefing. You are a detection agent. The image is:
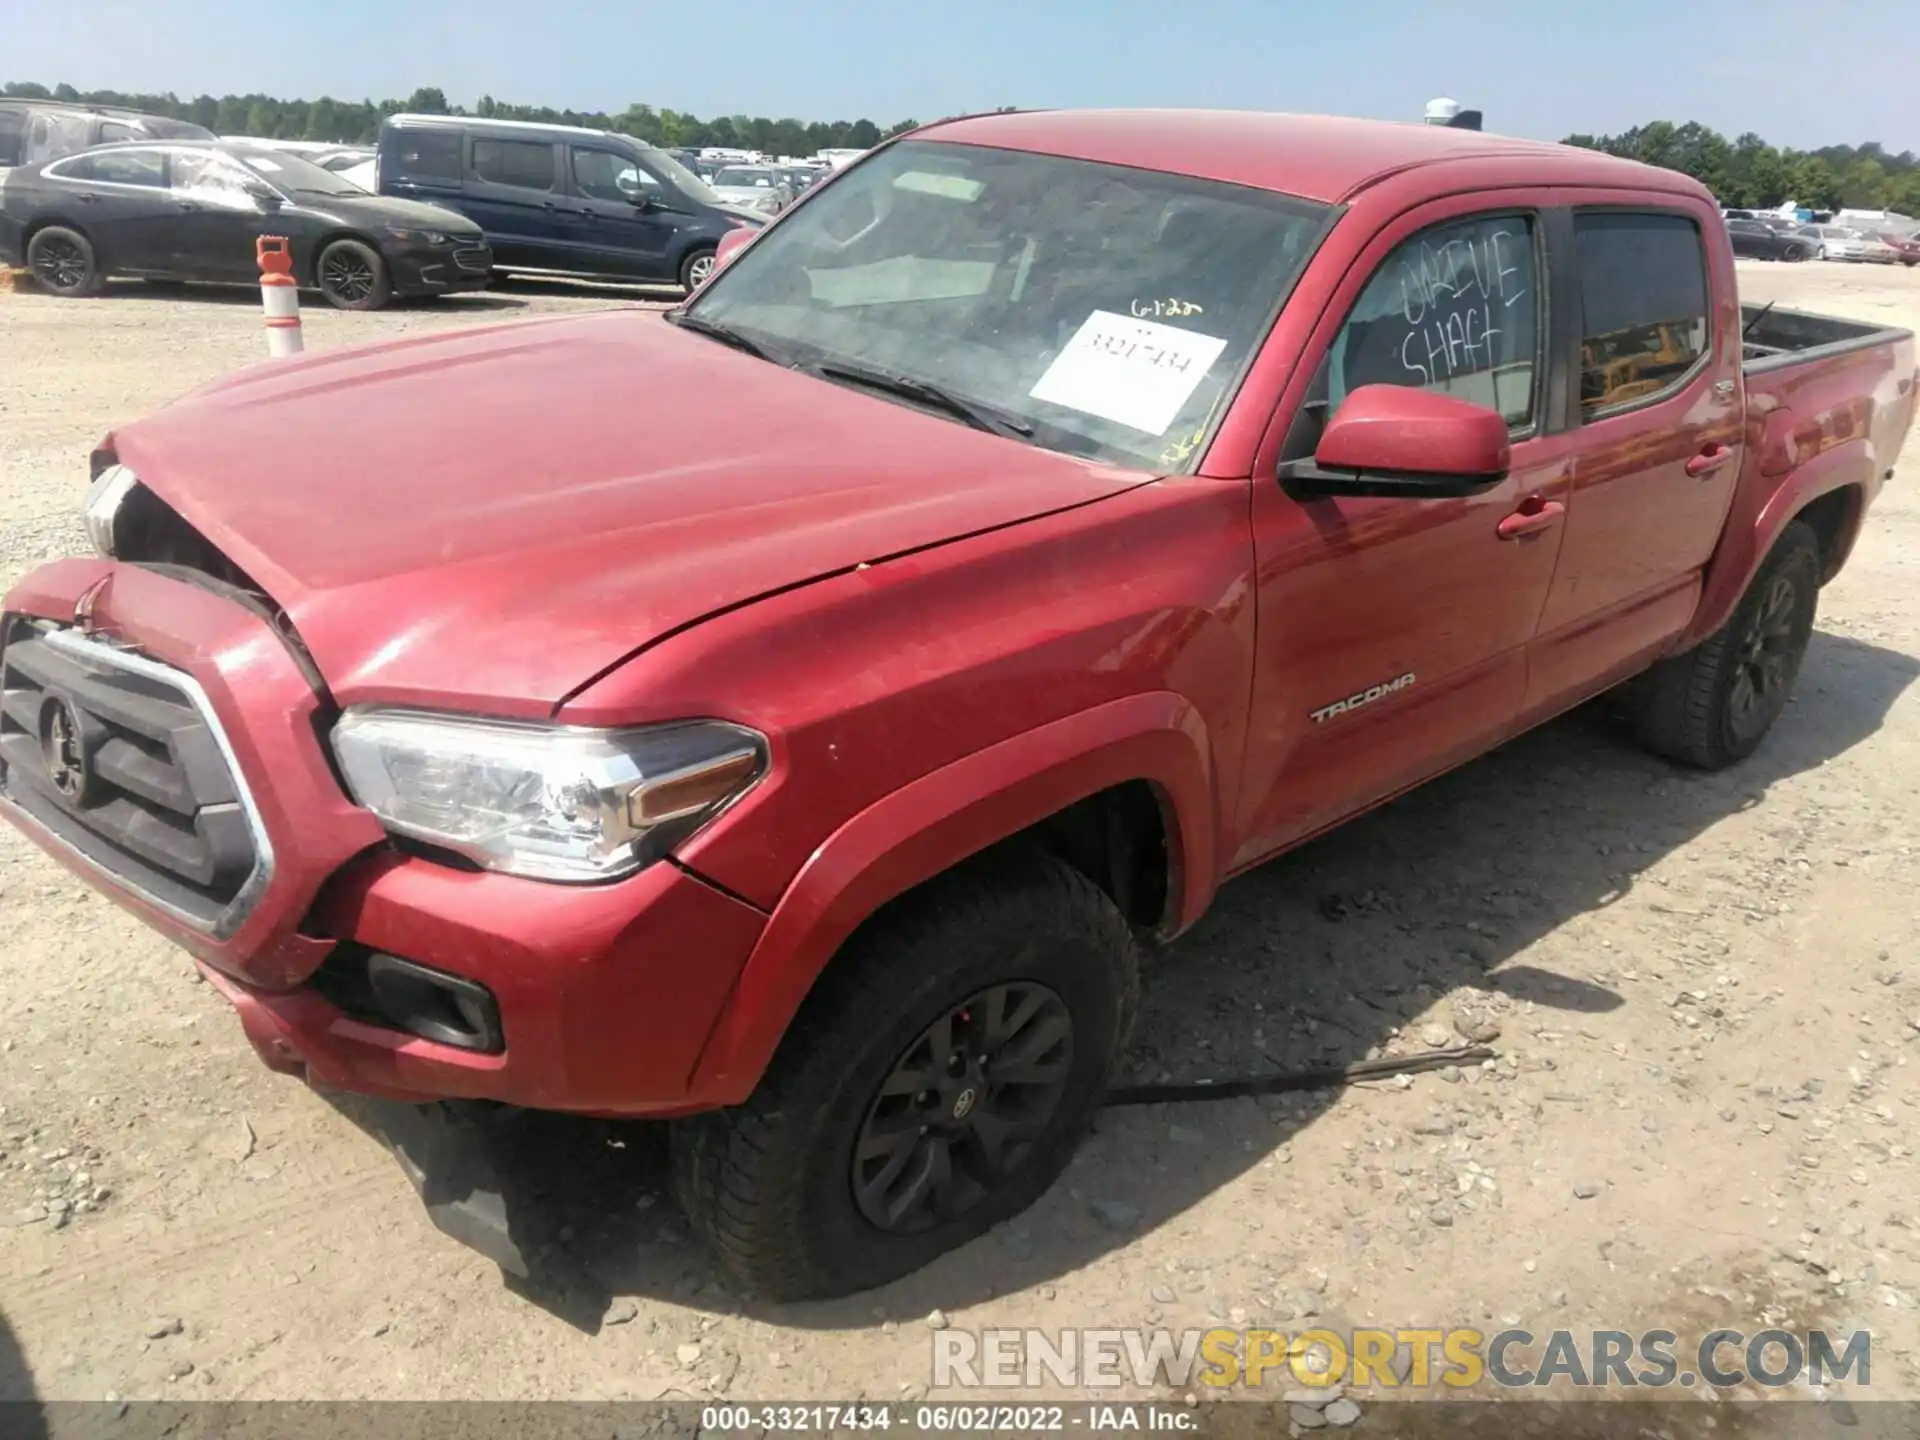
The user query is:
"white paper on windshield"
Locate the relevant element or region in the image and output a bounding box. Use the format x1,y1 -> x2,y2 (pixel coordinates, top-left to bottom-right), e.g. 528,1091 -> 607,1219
1028,311 -> 1228,435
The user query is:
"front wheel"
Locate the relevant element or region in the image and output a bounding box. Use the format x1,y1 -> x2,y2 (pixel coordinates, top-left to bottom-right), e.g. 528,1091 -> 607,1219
678,246 -> 717,293
1783,244 -> 1806,263
1620,520 -> 1820,770
27,226 -> 102,297
672,851 -> 1139,1300
316,238 -> 392,311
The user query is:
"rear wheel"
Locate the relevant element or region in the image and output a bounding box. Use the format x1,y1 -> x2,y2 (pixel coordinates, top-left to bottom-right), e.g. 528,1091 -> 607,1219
1620,520 -> 1820,770
671,851 -> 1139,1300
27,226 -> 101,297
1783,244 -> 1806,263
679,246 -> 717,292
316,238 -> 391,311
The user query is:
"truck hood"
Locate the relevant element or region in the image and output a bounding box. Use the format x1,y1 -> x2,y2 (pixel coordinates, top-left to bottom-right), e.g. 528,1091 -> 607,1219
110,310 -> 1150,715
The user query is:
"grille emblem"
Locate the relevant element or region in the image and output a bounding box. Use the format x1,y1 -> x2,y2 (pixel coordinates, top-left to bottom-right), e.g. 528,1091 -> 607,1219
40,696 -> 90,803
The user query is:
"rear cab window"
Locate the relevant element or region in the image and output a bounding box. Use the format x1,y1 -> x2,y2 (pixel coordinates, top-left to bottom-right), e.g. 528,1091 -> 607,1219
1573,212 -> 1711,417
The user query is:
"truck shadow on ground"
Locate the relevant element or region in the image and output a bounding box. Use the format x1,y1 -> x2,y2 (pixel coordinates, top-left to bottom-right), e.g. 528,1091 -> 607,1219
334,628 -> 1918,1334
0,1305 -> 46,1437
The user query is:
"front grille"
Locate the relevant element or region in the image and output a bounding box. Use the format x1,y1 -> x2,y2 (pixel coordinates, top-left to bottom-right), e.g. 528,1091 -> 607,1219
0,616 -> 269,934
452,245 -> 491,273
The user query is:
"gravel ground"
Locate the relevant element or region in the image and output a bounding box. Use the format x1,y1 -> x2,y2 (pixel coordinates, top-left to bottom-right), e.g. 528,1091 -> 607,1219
0,261 -> 1917,1426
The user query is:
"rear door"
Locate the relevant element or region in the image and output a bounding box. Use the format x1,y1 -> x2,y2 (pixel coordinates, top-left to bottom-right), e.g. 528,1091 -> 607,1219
39,148 -> 173,271
1236,197 -> 1580,865
1526,201 -> 1742,713
466,136 -> 568,270
564,144 -> 679,279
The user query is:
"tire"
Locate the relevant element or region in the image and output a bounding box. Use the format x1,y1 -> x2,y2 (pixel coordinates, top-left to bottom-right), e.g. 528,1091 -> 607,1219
26,226 -> 101,297
678,245 -> 717,293
1783,245 -> 1806,263
1621,520 -> 1821,771
316,238 -> 391,311
672,850 -> 1140,1301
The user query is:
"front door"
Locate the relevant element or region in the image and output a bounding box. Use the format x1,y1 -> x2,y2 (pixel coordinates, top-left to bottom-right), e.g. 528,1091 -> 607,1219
1235,203 -> 1576,868
163,150 -> 266,280
1525,203 -> 1743,712
566,146 -> 679,280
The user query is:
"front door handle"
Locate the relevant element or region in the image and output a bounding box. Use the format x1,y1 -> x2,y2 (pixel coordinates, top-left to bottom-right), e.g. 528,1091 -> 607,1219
1685,444 -> 1734,478
1496,498 -> 1566,541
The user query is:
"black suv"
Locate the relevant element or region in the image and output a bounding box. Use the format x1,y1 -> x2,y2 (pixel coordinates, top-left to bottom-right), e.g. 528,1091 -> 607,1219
0,100 -> 213,168
375,115 -> 765,290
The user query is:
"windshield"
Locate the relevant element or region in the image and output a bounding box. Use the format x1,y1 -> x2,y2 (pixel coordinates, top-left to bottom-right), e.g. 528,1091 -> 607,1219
647,148 -> 725,206
232,149 -> 362,196
714,167 -> 774,187
688,140 -> 1332,471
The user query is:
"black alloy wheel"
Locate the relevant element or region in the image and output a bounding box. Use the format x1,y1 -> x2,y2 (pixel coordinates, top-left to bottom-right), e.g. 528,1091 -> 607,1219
27,228 -> 99,296
852,981 -> 1074,1234
1726,569 -> 1804,747
316,239 -> 391,311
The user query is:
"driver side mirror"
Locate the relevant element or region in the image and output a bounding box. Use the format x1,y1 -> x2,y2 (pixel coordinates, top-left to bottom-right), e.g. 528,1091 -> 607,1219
1280,384 -> 1510,499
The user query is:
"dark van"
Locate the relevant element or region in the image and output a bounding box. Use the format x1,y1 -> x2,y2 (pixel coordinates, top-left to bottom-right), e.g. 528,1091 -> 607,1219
375,114 -> 765,291
0,100 -> 213,169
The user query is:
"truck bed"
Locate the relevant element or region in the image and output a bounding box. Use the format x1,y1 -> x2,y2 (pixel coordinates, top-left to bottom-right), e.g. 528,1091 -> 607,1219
1741,302 -> 1912,372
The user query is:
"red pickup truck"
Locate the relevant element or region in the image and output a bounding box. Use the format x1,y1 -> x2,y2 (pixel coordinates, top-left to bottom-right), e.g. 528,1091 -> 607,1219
3,111 -> 1915,1300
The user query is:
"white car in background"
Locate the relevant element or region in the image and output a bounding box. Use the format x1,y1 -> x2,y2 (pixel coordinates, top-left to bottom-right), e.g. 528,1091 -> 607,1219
707,165 -> 791,215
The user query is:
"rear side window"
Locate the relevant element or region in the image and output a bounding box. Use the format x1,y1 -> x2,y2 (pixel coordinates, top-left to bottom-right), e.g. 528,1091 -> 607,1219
1327,213 -> 1540,430
51,150 -> 167,187
97,121 -> 138,143
1573,213 -> 1710,417
391,130 -> 463,182
0,106 -> 23,166
472,139 -> 554,191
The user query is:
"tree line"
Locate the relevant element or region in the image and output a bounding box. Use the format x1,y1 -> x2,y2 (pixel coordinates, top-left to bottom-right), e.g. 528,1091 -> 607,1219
1,80 -> 918,155
1563,120 -> 1920,214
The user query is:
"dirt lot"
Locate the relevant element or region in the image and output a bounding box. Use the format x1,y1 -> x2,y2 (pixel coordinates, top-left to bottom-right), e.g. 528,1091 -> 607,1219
1,262 -> 1918,1421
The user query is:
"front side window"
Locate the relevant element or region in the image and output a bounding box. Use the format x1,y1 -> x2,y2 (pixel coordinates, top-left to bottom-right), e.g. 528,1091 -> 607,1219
97,121 -> 137,143
472,138 -> 554,191
170,151 -> 260,207
53,149 -> 167,187
689,140 -> 1332,471
1326,213 -> 1539,430
1574,212 -> 1710,417
572,147 -> 657,204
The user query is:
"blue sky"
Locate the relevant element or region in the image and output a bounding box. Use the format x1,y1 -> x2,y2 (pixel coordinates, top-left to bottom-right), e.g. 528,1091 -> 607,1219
13,0 -> 1915,151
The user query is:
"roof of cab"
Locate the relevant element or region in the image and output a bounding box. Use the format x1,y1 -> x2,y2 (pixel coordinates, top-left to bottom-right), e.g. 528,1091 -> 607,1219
914,109 -> 1702,205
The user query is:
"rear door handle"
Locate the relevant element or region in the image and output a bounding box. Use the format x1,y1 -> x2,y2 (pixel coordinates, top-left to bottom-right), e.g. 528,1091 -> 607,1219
1684,444 -> 1734,478
1496,499 -> 1566,540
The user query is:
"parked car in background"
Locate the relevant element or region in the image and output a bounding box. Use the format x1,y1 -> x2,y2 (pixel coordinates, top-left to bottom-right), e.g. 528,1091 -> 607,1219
1875,231 -> 1920,267
375,115 -> 765,290
1808,225 -> 1892,262
9,111 -> 1912,1303
1725,217 -> 1812,261
0,141 -> 490,308
707,164 -> 792,214
0,99 -> 213,169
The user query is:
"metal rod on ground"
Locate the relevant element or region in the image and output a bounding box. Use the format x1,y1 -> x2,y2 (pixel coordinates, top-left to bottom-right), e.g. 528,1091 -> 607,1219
1103,1044 -> 1497,1107
256,236 -> 302,357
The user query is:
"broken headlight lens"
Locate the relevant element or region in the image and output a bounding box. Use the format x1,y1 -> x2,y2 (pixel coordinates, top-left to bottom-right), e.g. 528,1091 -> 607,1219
84,463 -> 140,558
331,709 -> 766,882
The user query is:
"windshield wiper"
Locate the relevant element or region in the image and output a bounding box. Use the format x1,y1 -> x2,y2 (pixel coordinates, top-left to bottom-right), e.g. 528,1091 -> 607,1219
664,310 -> 783,362
812,360 -> 1034,440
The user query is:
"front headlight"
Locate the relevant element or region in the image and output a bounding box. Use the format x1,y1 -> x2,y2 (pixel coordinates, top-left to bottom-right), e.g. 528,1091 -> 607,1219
384,226 -> 449,245
84,463 -> 139,558
331,709 -> 766,882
